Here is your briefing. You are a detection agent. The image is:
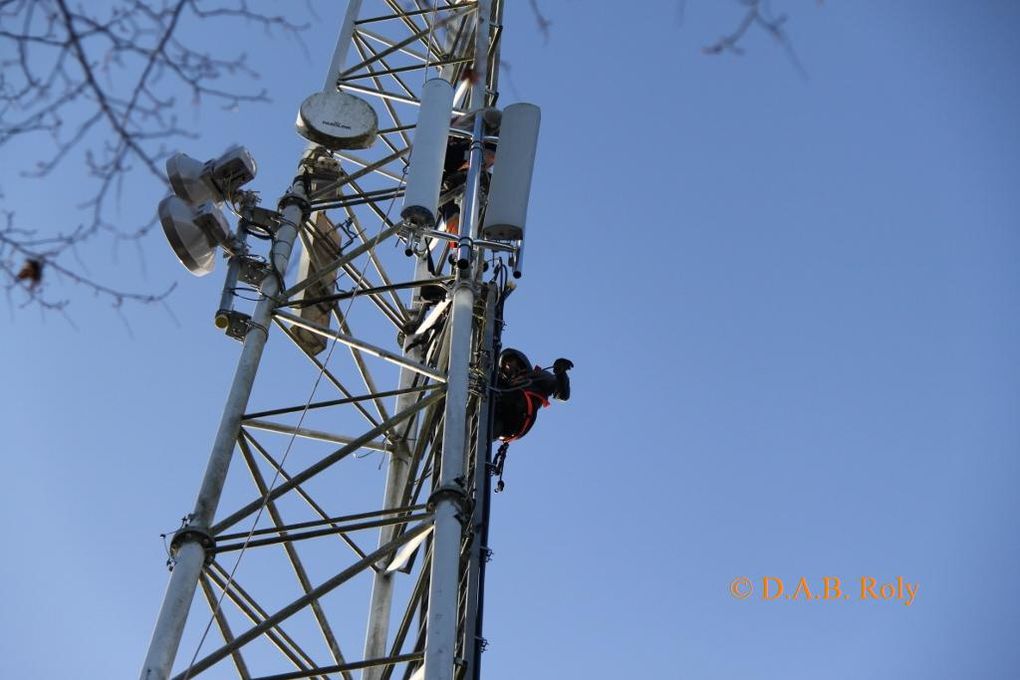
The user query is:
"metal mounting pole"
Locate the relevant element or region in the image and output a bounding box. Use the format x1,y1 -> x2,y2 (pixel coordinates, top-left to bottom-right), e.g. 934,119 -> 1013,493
140,183 -> 306,680
423,2 -> 491,678
138,6 -> 363,676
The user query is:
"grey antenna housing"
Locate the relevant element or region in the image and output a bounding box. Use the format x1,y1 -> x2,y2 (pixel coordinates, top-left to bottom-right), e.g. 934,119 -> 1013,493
482,103 -> 541,241
401,78 -> 455,226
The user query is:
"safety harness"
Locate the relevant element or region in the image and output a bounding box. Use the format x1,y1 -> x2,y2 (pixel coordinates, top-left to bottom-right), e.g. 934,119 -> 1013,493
492,378 -> 551,493
500,388 -> 550,443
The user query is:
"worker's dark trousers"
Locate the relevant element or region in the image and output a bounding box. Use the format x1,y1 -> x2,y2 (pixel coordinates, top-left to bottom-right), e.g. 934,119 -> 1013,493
491,390 -> 531,441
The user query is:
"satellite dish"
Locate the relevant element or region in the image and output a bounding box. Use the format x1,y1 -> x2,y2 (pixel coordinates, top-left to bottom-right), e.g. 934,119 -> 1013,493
296,91 -> 378,149
166,153 -> 215,205
158,197 -> 229,276
166,147 -> 257,206
157,147 -> 254,278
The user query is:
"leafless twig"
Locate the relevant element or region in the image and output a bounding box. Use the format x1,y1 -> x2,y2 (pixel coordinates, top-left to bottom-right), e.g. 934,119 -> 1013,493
526,0 -> 550,45
0,211 -> 177,311
703,0 -> 807,78
0,0 -> 307,312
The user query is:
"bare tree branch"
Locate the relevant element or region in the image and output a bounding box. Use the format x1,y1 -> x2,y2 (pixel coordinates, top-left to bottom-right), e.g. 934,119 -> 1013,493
703,0 -> 808,78
1,211 -> 176,311
526,0 -> 550,45
0,0 -> 307,312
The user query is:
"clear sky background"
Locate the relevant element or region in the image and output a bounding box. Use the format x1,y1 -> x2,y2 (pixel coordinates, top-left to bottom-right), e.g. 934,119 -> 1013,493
2,1 -> 1019,678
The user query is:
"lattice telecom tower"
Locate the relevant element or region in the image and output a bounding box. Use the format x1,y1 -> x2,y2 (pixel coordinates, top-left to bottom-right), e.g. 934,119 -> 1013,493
141,1 -> 542,679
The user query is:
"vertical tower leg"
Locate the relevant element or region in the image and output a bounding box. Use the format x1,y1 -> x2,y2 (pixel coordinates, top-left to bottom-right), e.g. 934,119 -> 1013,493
423,278 -> 475,680
140,8 -> 364,675
423,2 -> 493,676
140,184 -> 305,679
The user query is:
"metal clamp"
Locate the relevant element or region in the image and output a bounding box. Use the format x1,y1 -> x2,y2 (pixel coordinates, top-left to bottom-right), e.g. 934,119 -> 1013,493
214,309 -> 253,341
240,206 -> 283,236
427,477 -> 470,519
428,484 -> 467,508
170,524 -> 217,566
237,256 -> 274,288
278,189 -> 312,217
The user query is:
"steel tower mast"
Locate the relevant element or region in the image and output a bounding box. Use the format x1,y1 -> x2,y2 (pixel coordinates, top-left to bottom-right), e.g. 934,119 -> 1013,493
140,1 -> 538,679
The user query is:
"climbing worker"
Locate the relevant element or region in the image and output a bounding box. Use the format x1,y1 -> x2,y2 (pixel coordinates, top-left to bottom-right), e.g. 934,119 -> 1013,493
417,134 -> 496,301
489,348 -> 572,493
437,135 -> 496,240
491,348 -> 572,442
442,106 -> 500,203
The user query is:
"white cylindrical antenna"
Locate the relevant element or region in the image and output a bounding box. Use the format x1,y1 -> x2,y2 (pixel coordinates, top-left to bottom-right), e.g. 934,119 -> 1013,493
401,78 -> 455,226
481,103 -> 541,241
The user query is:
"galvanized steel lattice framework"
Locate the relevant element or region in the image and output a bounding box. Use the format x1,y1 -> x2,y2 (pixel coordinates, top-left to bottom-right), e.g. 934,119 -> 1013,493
139,2 -> 527,679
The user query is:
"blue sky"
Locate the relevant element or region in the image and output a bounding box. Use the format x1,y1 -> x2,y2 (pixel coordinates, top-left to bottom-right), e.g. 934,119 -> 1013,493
3,1 -> 1019,678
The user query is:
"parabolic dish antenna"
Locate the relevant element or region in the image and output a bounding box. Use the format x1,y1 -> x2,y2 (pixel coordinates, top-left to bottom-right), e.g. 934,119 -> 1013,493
296,91 -> 378,150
